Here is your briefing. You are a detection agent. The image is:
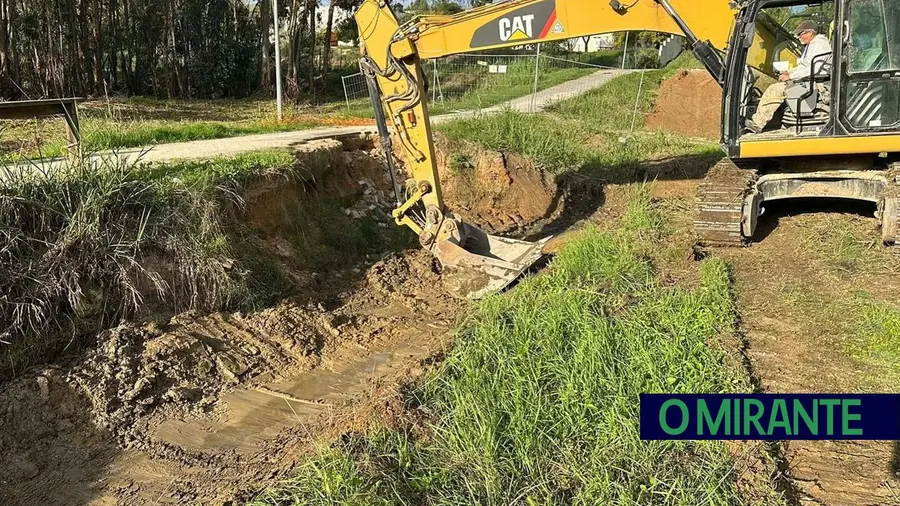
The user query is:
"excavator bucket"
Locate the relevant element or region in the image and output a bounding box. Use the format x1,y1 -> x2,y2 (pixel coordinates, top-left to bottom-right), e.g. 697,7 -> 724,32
433,222 -> 550,299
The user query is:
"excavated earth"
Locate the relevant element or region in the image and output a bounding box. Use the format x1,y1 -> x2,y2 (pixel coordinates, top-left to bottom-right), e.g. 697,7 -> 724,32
4,71 -> 897,506
646,69 -> 722,139
0,134 -> 567,505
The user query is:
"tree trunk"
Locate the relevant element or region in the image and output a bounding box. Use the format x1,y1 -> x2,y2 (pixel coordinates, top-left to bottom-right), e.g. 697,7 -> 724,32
0,0 -> 10,98
321,0 -> 336,78
260,0 -> 272,89
92,0 -> 103,95
8,0 -> 16,87
307,0 -> 315,91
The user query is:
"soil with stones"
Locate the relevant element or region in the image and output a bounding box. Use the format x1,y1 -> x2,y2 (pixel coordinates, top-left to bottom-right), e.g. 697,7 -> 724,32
646,69 -> 722,139
0,136 -> 568,506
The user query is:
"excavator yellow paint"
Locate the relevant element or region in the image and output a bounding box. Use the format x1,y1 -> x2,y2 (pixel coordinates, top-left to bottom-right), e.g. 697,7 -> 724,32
409,0 -> 735,58
353,0 -> 747,298
741,135 -> 900,158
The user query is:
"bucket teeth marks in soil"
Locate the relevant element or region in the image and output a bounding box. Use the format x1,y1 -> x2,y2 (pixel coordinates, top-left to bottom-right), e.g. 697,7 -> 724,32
0,248 -> 461,505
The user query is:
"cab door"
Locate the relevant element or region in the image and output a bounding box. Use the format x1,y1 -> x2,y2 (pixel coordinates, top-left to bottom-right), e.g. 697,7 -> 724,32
838,0 -> 900,133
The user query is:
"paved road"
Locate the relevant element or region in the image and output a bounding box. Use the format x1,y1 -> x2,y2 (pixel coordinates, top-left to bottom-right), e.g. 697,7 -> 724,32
14,69 -> 630,167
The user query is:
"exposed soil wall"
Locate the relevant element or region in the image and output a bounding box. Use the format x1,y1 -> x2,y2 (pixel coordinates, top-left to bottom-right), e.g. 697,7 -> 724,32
0,136 -> 408,380
646,69 -> 722,139
434,136 -> 560,235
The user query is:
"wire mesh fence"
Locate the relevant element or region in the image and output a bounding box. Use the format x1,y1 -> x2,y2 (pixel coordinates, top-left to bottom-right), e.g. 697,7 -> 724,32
340,46 -> 660,111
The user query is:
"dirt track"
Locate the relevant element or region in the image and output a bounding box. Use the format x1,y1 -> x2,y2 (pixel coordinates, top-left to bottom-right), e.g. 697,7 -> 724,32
718,204 -> 900,506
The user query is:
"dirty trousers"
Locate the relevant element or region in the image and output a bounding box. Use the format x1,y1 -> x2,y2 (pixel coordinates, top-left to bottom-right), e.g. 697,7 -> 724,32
752,81 -> 787,127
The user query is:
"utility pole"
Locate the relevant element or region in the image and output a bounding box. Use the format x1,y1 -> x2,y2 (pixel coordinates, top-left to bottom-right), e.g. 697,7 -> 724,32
531,43 -> 541,112
273,0 -> 283,121
621,31 -> 630,69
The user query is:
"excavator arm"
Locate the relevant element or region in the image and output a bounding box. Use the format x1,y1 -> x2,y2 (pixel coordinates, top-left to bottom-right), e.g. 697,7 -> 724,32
354,0 -> 740,298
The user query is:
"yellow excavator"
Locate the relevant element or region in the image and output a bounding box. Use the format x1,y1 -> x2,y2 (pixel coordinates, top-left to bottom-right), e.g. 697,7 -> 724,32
355,0 -> 900,298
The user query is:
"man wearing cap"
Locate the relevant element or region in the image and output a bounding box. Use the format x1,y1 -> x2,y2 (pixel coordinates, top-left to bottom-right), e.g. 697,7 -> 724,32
747,20 -> 833,133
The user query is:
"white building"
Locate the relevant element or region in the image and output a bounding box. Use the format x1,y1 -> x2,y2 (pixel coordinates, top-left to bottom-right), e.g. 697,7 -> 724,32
569,34 -> 616,52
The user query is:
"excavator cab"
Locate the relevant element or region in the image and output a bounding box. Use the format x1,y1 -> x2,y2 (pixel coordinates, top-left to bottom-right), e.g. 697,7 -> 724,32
697,0 -> 900,246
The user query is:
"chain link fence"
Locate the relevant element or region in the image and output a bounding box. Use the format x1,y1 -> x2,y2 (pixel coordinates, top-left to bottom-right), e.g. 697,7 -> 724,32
340,45 -> 660,111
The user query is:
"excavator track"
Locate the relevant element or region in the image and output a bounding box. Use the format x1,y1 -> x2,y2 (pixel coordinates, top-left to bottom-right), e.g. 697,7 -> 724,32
695,159 -> 758,246
880,163 -> 900,245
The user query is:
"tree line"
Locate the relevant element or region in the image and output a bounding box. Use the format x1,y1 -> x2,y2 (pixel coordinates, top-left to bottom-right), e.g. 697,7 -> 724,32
0,0 -> 363,101
0,0 -> 638,102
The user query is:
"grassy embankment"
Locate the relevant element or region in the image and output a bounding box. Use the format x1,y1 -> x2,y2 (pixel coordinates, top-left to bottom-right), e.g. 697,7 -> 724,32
249,55 -> 782,505
439,53 -> 720,183
0,148 -> 410,379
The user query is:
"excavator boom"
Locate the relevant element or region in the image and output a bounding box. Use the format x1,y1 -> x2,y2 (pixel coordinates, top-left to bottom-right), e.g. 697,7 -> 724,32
354,0 -> 739,298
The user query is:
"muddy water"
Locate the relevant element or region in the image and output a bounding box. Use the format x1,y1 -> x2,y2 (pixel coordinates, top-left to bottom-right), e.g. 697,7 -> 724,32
0,251 -> 460,505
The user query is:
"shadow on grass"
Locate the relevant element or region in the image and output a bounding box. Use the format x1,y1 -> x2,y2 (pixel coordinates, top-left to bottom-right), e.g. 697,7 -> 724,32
749,198 -> 877,244
524,150 -> 725,241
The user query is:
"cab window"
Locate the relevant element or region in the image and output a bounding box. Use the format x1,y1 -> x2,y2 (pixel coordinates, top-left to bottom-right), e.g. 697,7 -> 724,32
847,0 -> 900,73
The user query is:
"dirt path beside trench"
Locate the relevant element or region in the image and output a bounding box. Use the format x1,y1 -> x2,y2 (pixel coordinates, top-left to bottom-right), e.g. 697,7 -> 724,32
715,204 -> 900,506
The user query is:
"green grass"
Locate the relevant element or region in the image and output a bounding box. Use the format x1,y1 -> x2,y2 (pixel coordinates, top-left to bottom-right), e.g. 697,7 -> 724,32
10,117 -> 333,161
439,108 -> 720,182
1,95 -> 371,161
331,50 -> 663,118
851,296 -> 900,371
249,189 -> 773,506
437,54 -> 720,183
428,65 -> 595,115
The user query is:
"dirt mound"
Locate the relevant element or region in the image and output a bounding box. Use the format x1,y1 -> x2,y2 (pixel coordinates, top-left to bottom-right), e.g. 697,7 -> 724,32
434,136 -> 561,235
646,69 -> 722,139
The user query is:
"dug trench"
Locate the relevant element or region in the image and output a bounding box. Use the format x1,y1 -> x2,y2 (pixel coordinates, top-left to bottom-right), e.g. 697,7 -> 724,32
0,133 -> 590,505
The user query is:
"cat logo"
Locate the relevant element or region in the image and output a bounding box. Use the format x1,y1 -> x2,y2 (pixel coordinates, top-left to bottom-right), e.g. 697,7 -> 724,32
470,0 -> 556,48
550,20 -> 564,34
499,14 -> 535,41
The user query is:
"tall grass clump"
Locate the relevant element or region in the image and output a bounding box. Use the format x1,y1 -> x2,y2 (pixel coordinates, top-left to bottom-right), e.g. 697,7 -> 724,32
252,203 -> 760,505
440,110 -> 591,172
0,151 -> 298,377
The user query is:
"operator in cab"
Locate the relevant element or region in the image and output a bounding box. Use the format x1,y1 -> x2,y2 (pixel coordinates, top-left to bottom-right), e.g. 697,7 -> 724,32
746,20 -> 832,133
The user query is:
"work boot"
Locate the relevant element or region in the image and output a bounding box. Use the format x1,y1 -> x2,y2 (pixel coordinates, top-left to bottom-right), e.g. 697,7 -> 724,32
743,119 -> 762,134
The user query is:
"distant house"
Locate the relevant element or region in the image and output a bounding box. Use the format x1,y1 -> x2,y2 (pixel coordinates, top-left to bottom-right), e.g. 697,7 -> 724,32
570,34 -> 616,52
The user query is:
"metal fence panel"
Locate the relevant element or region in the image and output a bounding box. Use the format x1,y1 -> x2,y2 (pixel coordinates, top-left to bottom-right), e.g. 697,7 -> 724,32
342,47 -> 655,111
